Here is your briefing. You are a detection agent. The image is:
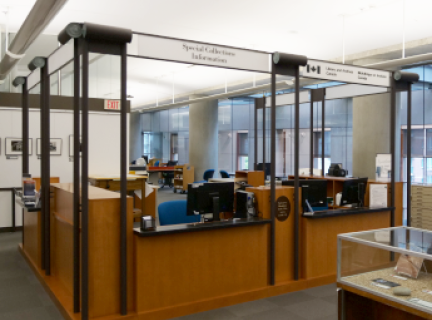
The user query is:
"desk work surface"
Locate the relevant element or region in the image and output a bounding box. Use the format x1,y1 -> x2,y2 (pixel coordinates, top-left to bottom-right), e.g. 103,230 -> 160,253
134,217 -> 271,237
288,174 -> 392,183
147,166 -> 175,172
88,174 -> 147,180
50,183 -> 132,200
16,198 -> 40,212
208,178 -> 235,183
302,206 -> 394,219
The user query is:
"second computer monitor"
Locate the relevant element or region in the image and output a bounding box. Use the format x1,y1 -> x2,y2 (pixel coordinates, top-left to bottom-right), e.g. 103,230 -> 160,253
187,182 -> 234,216
282,179 -> 328,211
340,178 -> 368,207
257,163 -> 271,177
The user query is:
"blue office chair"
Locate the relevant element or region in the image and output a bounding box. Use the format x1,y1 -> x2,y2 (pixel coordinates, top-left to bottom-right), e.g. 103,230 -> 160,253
194,169 -> 215,183
154,160 -> 160,167
203,169 -> 215,181
219,170 -> 230,178
158,200 -> 200,226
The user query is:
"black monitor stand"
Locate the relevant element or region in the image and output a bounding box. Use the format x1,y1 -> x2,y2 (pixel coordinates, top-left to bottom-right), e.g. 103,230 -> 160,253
212,196 -> 220,222
357,183 -> 365,208
348,182 -> 366,208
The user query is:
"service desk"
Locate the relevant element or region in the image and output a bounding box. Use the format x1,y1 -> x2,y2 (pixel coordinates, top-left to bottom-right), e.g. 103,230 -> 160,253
20,184 -> 400,320
300,207 -> 394,282
133,218 -> 271,318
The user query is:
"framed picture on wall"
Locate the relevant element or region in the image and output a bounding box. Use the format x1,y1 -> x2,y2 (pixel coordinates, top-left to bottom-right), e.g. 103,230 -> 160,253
5,138 -> 32,156
69,135 -> 82,157
36,138 -> 62,156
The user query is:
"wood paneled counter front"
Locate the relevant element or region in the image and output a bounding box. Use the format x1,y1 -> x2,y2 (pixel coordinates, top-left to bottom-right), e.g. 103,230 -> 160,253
20,183 -> 134,320
20,184 -> 401,320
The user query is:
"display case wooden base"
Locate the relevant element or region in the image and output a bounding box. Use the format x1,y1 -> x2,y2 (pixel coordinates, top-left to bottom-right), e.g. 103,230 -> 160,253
338,284 -> 429,320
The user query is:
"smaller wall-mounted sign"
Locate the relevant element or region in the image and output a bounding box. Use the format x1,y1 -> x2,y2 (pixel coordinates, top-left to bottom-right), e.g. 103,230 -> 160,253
104,100 -> 121,110
302,59 -> 391,87
276,196 -> 291,222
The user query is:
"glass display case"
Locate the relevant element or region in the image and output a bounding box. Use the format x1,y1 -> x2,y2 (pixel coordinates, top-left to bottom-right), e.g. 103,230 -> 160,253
338,227 -> 432,316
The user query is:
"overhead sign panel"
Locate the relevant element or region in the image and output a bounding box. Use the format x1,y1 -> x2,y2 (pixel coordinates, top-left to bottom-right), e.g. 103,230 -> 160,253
265,91 -> 310,107
27,70 -> 40,90
134,34 -> 271,73
302,59 -> 391,87
48,41 -> 73,75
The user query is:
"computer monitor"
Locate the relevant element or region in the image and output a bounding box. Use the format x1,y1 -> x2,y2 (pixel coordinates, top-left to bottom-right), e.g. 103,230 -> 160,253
340,178 -> 368,207
282,179 -> 328,212
257,163 -> 271,177
187,182 -> 234,221
167,160 -> 178,167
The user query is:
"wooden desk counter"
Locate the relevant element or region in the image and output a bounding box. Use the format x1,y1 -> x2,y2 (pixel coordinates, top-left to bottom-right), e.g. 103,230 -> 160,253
21,183 -> 134,320
301,207 -> 393,281
133,219 -> 270,318
20,183 -> 399,320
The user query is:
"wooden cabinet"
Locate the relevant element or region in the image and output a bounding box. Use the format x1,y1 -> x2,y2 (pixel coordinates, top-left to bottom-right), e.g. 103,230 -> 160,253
235,171 -> 265,187
411,184 -> 432,230
173,164 -> 194,193
339,285 -> 429,320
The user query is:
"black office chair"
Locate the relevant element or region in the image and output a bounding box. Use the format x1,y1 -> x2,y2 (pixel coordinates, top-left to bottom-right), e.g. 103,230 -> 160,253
161,160 -> 178,188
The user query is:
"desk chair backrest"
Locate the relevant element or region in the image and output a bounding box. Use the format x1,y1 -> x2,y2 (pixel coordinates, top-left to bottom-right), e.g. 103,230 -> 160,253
154,160 -> 160,167
203,169 -> 215,181
167,160 -> 178,167
219,170 -> 230,178
158,200 -> 200,225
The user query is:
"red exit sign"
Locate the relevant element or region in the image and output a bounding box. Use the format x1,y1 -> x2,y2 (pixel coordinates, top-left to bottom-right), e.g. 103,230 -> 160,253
104,100 -> 121,110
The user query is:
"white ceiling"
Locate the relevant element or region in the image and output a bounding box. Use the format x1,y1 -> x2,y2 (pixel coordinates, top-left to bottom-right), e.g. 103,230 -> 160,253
127,58 -> 266,108
1,0 -> 432,108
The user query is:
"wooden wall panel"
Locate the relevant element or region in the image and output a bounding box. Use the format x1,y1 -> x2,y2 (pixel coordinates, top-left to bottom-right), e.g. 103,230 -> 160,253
23,210 -> 41,268
303,211 -> 391,279
88,196 -> 134,318
247,186 -> 298,284
52,213 -> 74,297
134,225 -> 269,313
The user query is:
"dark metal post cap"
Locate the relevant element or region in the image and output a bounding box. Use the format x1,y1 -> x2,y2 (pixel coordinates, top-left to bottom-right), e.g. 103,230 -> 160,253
12,77 -> 26,87
58,23 -> 84,44
393,71 -> 419,83
28,57 -> 46,71
273,52 -> 308,67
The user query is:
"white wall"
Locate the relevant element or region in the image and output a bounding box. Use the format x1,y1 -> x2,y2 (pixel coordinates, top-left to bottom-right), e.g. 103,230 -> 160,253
0,108 -> 128,228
